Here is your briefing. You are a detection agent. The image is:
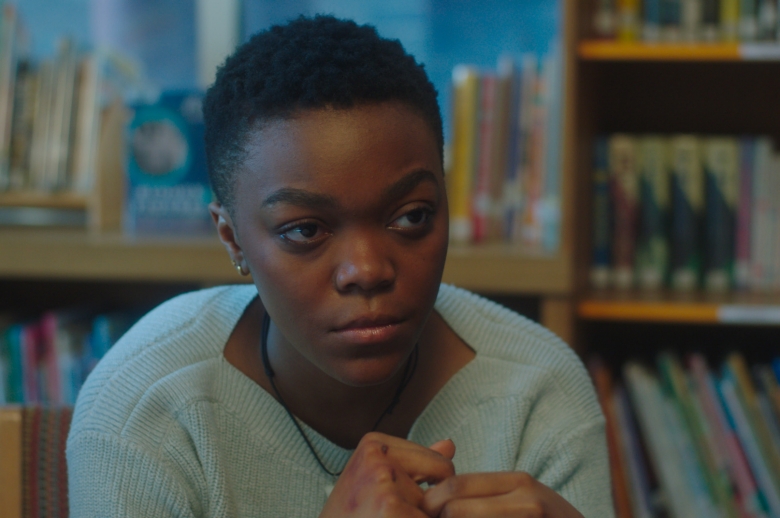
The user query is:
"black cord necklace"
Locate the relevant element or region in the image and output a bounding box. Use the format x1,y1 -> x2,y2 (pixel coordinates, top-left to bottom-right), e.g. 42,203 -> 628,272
260,311 -> 419,477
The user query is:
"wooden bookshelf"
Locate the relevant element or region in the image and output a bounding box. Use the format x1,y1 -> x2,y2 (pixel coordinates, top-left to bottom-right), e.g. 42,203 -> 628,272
0,191 -> 89,209
0,229 -> 572,294
579,40 -> 780,61
579,291 -> 780,324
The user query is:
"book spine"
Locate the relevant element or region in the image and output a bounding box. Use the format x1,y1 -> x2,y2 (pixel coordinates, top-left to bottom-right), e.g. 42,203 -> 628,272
448,66 -> 480,244
614,385 -> 656,518
722,0 -> 741,40
637,136 -> 670,291
609,134 -> 639,290
750,138 -> 773,290
0,5 -> 18,190
618,0 -> 642,41
520,58 -> 547,252
703,137 -> 739,293
541,47 -> 563,253
740,0 -> 759,40
719,376 -> 780,515
645,0 -> 663,40
681,0 -> 704,40
489,56 -> 514,242
735,137 -> 754,290
670,135 -> 704,292
757,0 -> 778,39
661,0 -> 684,40
701,0 -> 722,41
472,73 -> 497,243
509,54 -> 537,243
591,136 -> 612,289
594,0 -> 618,38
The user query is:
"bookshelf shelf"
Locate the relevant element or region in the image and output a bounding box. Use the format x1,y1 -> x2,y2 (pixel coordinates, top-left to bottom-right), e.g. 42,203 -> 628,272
0,191 -> 89,209
0,229 -> 571,293
579,40 -> 780,61
579,291 -> 780,324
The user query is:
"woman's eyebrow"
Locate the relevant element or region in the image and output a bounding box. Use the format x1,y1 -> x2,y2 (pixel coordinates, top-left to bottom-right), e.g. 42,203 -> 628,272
381,169 -> 439,204
262,189 -> 340,210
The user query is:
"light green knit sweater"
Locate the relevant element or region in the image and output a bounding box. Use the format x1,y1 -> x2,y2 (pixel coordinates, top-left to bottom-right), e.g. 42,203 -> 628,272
67,284 -> 613,517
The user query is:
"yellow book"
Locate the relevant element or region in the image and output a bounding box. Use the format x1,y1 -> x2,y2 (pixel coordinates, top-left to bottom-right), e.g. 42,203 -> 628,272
449,65 -> 480,244
721,0 -> 740,41
0,407 -> 22,518
617,0 -> 641,41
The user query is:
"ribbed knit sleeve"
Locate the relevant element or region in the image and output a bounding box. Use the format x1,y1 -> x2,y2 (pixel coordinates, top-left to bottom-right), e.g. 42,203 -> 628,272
67,431 -> 199,517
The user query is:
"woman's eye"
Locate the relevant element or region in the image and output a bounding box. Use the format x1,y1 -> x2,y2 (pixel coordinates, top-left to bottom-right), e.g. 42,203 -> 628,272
392,208 -> 432,229
280,223 -> 325,243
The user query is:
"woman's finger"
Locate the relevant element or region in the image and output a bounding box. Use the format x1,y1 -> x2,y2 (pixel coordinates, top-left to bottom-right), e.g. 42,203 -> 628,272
428,439 -> 456,460
358,432 -> 456,484
422,472 -> 537,517
435,490 -> 547,518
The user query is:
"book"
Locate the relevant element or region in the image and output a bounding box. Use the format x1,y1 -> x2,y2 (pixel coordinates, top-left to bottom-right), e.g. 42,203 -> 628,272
636,136 -> 669,291
8,60 -> 34,190
70,53 -> 102,194
589,359 -> 634,518
124,91 -> 213,236
591,136 -> 612,289
488,57 -> 514,242
595,0 -> 618,38
750,138 -> 774,291
661,0 -> 684,40
739,0 -> 759,40
609,134 -> 639,290
703,137 -> 739,293
757,0 -> 778,39
644,0 -> 663,40
472,73 -> 497,243
701,0 -> 722,41
734,138 -> 755,290
690,354 -> 765,516
618,0 -> 642,41
448,65 -> 480,244
721,0 -> 742,40
669,135 -> 704,292
0,4 -> 19,191
681,0 -> 704,40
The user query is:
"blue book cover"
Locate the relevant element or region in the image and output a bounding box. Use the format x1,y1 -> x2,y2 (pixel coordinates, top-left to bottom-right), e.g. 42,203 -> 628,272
124,91 -> 213,236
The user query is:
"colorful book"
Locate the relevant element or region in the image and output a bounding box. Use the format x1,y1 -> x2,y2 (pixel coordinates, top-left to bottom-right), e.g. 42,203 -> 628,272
661,0 -> 683,40
701,0 -> 722,41
448,65 -> 480,244
589,359 -> 634,518
0,4 -> 19,190
681,0 -> 703,40
520,57 -> 547,251
636,136 -> 669,291
609,134 -> 639,290
124,91 -> 213,236
719,374 -> 780,516
613,384 -> 656,518
618,0 -> 642,41
644,0 -> 663,40
739,0 -> 759,40
471,73 -> 497,243
669,135 -> 704,292
690,354 -> 765,516
703,137 -> 739,293
488,57 -> 514,242
749,138 -> 774,291
735,137 -> 755,290
591,136 -> 612,289
722,0 -> 741,40
594,0 -> 618,38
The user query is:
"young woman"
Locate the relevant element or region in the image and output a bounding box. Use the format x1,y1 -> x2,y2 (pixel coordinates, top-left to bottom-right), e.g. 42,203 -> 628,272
67,16 -> 612,517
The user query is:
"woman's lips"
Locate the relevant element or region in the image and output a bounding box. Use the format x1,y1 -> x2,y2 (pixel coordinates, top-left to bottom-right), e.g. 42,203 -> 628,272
334,321 -> 401,344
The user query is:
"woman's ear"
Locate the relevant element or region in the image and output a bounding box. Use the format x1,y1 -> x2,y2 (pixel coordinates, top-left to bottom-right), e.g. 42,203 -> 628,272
209,202 -> 246,271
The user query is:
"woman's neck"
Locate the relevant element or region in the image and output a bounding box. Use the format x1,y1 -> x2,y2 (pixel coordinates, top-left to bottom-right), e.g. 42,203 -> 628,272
223,297 -> 475,449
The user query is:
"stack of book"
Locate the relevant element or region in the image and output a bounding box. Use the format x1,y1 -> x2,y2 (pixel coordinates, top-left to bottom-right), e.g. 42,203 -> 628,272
447,49 -> 562,252
591,134 -> 780,293
590,353 -> 780,518
0,311 -> 138,406
0,4 -> 103,226
593,0 -> 780,43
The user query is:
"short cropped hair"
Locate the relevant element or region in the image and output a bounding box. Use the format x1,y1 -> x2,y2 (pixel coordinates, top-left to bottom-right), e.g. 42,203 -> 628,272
203,15 -> 443,214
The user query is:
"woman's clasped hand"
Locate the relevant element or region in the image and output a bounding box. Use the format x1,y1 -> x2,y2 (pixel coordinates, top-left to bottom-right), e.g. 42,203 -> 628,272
319,433 -> 585,518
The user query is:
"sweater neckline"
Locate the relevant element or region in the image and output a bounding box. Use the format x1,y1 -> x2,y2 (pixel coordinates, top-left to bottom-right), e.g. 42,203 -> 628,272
213,284 -> 481,477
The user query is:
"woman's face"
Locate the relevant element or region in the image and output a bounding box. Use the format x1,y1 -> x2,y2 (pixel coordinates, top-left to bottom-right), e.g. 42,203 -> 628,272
223,102 -> 448,388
